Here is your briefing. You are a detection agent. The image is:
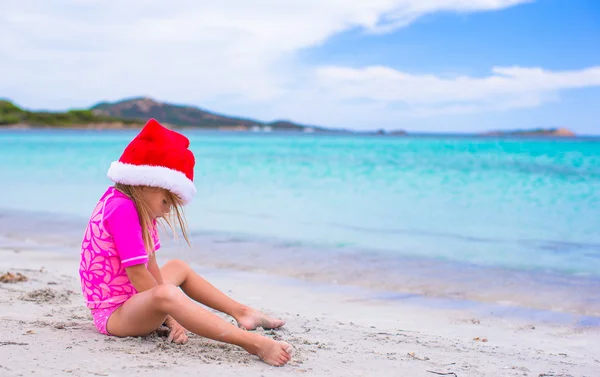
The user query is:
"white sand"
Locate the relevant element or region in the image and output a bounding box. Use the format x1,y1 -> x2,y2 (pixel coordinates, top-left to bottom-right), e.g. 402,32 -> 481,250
1,247 -> 598,377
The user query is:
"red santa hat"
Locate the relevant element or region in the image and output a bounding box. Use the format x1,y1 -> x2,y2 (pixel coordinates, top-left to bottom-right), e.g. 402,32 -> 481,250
107,119 -> 196,204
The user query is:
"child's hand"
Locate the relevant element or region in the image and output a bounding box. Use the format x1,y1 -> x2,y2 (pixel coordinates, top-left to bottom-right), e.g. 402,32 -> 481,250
165,317 -> 188,344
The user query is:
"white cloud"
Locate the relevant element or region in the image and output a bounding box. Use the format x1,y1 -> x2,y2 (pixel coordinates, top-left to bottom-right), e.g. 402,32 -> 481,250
313,65 -> 600,116
3,0 -> 596,132
0,1 -> 532,103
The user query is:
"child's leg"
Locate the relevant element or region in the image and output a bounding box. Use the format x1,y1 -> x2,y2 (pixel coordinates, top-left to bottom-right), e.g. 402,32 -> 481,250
107,284 -> 293,366
160,259 -> 284,330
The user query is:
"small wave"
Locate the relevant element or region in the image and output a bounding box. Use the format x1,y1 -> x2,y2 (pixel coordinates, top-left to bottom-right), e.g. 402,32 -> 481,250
329,222 -> 499,243
521,239 -> 600,255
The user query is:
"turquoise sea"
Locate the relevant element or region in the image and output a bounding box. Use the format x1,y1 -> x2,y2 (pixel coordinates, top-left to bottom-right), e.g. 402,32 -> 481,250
1,130 -> 599,316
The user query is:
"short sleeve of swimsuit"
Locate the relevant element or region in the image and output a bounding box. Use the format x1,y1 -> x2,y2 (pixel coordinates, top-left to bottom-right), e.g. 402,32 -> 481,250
103,197 -> 152,268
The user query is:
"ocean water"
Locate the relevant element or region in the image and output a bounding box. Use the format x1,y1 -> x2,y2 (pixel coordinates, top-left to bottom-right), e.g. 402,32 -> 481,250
1,129 -> 599,279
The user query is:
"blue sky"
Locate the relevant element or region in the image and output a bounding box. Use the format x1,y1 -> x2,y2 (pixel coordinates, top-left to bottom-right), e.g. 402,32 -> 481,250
307,1 -> 600,70
1,0 -> 599,133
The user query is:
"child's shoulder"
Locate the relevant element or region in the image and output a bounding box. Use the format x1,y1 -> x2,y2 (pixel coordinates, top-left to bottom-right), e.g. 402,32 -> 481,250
102,187 -> 136,214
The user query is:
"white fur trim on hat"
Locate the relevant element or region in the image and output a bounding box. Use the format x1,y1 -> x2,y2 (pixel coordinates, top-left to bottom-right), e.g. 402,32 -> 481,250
107,161 -> 196,204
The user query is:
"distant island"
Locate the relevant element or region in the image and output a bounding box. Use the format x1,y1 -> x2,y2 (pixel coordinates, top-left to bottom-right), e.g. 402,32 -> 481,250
482,128 -> 576,137
0,97 -> 576,137
0,99 -> 142,128
0,97 -> 333,133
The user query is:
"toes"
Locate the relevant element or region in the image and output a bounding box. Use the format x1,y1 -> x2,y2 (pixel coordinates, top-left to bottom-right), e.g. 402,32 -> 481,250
271,320 -> 283,329
264,318 -> 284,330
278,345 -> 292,363
283,343 -> 294,355
269,357 -> 284,367
258,341 -> 292,367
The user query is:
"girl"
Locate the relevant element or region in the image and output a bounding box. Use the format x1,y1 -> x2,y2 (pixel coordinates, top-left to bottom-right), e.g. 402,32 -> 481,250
79,119 -> 293,367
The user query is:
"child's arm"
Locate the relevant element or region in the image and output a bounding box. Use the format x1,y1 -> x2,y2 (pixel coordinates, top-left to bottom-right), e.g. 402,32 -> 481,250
125,264 -> 158,292
147,253 -> 164,284
124,253 -> 162,291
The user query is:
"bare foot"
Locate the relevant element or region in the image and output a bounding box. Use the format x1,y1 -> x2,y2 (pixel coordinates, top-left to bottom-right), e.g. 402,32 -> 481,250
236,306 -> 285,331
246,336 -> 293,367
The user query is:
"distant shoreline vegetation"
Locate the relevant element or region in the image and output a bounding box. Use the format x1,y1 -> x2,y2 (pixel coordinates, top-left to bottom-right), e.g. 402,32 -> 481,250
0,100 -> 142,128
0,98 -> 576,137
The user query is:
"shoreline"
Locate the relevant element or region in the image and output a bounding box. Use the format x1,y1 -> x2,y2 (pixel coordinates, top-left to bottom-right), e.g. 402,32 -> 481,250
1,247 -> 599,376
1,208 -> 600,319
0,126 -> 592,138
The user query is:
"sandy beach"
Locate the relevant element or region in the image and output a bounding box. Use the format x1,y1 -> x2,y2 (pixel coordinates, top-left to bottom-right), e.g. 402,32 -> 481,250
3,0 -> 600,375
1,244 -> 598,377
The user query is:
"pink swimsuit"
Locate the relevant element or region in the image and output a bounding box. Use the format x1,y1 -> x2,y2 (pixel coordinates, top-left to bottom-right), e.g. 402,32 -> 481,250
79,187 -> 160,335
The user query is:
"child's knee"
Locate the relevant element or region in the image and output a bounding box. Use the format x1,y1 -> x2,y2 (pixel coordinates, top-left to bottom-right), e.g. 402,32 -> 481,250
152,284 -> 182,309
166,259 -> 191,273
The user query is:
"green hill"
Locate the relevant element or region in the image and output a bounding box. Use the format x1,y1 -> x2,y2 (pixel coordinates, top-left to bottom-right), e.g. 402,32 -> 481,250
0,97 -> 328,131
92,97 -> 323,131
0,99 -> 141,127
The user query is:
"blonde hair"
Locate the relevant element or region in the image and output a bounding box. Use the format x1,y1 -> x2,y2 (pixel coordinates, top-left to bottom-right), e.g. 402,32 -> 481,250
114,183 -> 191,253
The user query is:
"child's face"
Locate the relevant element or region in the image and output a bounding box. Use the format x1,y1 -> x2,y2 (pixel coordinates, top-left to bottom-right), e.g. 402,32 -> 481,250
140,187 -> 172,219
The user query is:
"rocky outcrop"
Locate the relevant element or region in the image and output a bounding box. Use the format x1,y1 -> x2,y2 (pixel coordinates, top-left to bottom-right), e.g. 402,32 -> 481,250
92,97 -> 325,131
